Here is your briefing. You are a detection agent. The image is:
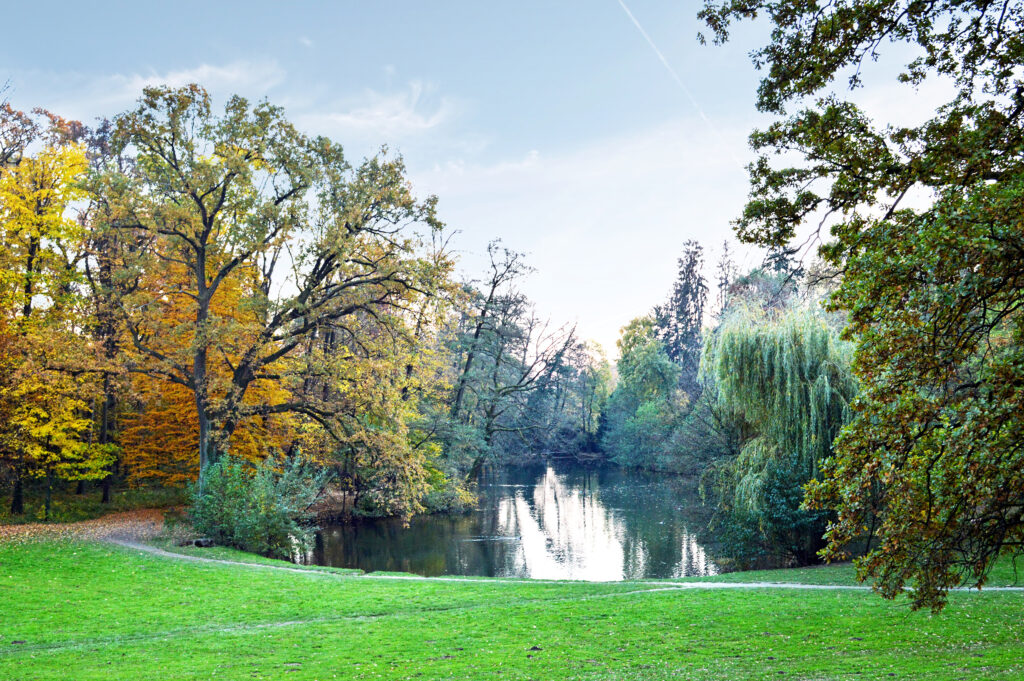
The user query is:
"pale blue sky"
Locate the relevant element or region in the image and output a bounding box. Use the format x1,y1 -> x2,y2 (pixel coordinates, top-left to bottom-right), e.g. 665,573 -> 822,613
4,2 -> 930,354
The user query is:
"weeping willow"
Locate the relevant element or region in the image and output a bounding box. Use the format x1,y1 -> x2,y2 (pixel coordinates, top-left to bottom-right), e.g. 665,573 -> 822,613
702,303 -> 857,520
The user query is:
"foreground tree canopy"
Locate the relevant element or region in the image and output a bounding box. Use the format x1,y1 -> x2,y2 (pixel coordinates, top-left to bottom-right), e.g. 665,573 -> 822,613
702,0 -> 1024,608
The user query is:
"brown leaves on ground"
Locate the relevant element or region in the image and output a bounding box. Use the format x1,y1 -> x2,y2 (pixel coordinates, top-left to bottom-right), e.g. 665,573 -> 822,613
0,508 -> 164,545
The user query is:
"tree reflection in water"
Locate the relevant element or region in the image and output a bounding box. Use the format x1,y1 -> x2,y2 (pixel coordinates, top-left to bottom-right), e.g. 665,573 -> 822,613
310,462 -> 719,580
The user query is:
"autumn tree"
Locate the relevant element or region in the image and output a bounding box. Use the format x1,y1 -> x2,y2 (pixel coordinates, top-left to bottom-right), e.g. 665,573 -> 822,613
92,85 -> 454,510
0,107 -> 113,516
701,0 -> 1024,608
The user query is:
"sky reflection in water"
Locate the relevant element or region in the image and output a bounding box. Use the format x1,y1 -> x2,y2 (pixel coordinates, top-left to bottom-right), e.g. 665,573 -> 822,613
311,462 -> 718,580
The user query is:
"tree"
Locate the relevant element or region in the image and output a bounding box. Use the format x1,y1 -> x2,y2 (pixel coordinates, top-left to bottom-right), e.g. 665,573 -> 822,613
701,303 -> 856,565
445,244 -> 579,474
701,0 -> 1024,608
653,240 -> 707,395
117,274 -> 293,487
713,240 -> 736,319
449,241 -> 530,422
94,85 -> 453,510
572,342 -> 613,452
0,107 -> 112,516
601,317 -> 682,468
81,117 -> 137,504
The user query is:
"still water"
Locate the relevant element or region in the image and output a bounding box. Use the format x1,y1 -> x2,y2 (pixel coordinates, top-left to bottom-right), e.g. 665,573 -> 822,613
309,462 -> 719,580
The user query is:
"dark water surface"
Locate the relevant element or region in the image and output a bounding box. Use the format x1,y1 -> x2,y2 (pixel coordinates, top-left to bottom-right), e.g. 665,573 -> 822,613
308,462 -> 719,580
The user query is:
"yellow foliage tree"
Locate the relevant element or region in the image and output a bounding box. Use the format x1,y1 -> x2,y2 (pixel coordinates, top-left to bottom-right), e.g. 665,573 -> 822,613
0,113 -> 112,516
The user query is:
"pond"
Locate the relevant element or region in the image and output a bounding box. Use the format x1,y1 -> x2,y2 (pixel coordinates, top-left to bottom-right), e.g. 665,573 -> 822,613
306,462 -> 720,580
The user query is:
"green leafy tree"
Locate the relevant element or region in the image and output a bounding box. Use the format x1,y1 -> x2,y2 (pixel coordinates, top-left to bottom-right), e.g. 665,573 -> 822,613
190,453 -> 329,559
602,317 -> 682,467
701,304 -> 856,565
701,0 -> 1024,608
446,244 -> 580,474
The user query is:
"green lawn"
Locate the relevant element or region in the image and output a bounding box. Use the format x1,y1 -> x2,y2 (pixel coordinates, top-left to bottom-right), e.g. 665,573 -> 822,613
680,559 -> 1023,588
1,540 -> 1022,680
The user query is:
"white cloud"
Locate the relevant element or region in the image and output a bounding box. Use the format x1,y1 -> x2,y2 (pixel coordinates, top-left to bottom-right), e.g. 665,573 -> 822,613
300,81 -> 460,147
3,60 -> 286,122
412,117 -> 763,356
109,60 -> 285,98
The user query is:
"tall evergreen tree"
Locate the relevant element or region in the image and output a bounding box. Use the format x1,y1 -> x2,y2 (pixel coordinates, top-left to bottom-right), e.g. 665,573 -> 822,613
653,240 -> 707,396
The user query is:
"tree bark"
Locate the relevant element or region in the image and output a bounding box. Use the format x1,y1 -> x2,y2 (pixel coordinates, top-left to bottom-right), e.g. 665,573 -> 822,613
44,470 -> 52,521
99,374 -> 114,504
10,476 -> 23,515
194,263 -> 214,491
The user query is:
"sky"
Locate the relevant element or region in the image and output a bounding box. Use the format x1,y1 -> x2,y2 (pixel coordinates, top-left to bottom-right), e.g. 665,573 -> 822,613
0,2 -> 938,355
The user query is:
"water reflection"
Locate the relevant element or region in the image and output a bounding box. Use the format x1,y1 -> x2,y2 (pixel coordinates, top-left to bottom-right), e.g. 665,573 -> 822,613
310,462 -> 719,580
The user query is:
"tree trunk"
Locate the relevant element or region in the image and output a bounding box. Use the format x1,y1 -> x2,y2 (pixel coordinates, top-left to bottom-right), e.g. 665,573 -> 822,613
10,476 -> 23,515
467,417 -> 497,482
197,394 -> 211,492
451,282 -> 500,420
467,456 -> 486,482
44,470 -> 53,521
194,277 -> 212,492
99,374 -> 114,504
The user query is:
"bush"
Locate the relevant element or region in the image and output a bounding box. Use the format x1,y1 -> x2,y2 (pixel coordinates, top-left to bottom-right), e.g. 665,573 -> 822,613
189,454 -> 329,559
703,453 -> 831,568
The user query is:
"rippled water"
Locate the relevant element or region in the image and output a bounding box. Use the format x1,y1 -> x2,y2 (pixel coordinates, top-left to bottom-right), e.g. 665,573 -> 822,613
308,462 -> 719,580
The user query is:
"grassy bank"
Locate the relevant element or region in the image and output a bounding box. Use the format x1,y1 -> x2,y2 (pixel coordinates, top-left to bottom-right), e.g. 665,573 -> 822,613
0,539 -> 1022,680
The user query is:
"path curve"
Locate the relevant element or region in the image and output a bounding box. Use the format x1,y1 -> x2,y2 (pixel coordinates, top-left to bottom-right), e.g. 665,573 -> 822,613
109,538 -> 1024,592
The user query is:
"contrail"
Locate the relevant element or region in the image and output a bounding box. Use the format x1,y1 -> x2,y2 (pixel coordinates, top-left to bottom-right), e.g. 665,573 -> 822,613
615,0 -> 745,170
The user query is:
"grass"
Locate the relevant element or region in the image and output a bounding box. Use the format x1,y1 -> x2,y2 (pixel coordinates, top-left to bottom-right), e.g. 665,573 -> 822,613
680,558 -> 1023,589
0,539 -> 1022,680
151,539 -> 364,575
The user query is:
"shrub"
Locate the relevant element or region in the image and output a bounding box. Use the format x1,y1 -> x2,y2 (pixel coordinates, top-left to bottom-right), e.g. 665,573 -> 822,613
189,454 -> 329,559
